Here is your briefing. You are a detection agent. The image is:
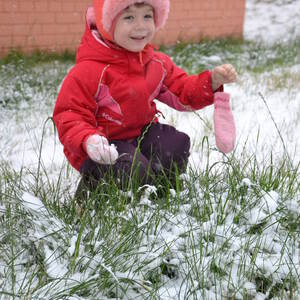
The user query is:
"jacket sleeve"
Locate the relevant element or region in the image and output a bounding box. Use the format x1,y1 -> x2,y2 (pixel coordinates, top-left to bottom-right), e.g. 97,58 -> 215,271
155,53 -> 223,111
53,73 -> 104,157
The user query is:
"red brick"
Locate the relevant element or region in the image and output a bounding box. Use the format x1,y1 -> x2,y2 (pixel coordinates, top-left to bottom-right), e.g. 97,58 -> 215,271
19,1 -> 35,12
29,24 -> 42,35
49,1 -> 62,12
55,33 -> 79,45
42,24 -> 69,35
12,24 -> 31,36
68,24 -> 85,34
62,1 -> 76,12
55,12 -> 81,24
0,0 -> 246,55
0,13 -> 13,25
3,1 -> 18,12
0,25 -> 11,35
233,0 -> 246,9
31,34 -> 56,47
28,12 -> 56,24
10,13 -> 30,25
75,1 -> 92,12
171,2 -> 188,14
34,1 -> 48,12
12,35 -> 28,47
0,36 -> 12,47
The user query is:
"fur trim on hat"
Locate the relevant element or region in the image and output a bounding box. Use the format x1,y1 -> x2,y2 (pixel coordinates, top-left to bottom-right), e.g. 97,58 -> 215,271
93,0 -> 170,40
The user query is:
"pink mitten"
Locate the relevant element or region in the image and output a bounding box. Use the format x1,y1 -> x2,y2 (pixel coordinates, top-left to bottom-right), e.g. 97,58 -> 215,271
213,92 -> 236,153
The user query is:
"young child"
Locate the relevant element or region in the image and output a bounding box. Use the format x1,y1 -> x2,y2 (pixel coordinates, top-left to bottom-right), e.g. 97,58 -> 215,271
53,0 -> 237,194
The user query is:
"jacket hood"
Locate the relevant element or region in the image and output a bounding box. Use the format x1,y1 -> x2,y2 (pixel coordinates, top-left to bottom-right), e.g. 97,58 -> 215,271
93,0 -> 170,41
76,7 -> 154,66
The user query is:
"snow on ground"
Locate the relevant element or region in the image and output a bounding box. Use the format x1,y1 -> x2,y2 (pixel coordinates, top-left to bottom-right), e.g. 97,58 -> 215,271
244,0 -> 300,44
159,0 -> 300,169
0,0 -> 299,175
163,63 -> 300,170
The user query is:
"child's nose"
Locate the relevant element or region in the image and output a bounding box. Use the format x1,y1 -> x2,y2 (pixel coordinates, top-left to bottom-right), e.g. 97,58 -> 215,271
135,18 -> 147,29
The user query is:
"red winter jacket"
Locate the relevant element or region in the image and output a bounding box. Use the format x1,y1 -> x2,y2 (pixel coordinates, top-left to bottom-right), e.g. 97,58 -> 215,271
53,12 -> 219,172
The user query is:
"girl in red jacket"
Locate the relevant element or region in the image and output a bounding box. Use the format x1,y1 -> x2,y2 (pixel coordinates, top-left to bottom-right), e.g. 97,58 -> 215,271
53,0 -> 237,194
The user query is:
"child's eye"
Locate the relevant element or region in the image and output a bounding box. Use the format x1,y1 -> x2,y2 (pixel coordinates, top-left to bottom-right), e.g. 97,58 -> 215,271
124,15 -> 134,21
144,14 -> 153,19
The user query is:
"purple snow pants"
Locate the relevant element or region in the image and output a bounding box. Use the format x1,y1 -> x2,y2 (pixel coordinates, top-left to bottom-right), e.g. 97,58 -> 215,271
80,123 -> 190,189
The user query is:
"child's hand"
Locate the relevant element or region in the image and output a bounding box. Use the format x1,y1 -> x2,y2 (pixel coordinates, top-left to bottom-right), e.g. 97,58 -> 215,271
86,135 -> 119,165
211,64 -> 237,91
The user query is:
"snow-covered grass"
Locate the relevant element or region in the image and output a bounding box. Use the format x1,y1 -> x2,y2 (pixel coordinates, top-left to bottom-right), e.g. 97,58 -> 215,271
1,0 -> 300,299
0,143 -> 300,299
244,0 -> 300,45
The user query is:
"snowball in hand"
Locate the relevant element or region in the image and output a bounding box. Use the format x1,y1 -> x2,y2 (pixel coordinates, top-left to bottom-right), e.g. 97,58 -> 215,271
86,135 -> 119,164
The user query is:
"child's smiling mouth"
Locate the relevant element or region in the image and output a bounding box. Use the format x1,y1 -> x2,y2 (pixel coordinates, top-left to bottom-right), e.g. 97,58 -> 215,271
130,36 -> 146,40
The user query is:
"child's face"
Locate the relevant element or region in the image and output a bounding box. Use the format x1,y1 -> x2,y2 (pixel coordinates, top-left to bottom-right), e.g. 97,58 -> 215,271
114,4 -> 155,52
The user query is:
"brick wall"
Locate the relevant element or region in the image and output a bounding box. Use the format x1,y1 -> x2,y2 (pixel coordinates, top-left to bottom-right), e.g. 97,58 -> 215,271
0,0 -> 246,57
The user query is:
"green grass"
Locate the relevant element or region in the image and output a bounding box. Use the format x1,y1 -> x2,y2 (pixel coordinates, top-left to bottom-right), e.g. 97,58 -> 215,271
0,49 -> 75,67
0,149 -> 299,299
162,38 -> 300,75
0,50 -> 75,109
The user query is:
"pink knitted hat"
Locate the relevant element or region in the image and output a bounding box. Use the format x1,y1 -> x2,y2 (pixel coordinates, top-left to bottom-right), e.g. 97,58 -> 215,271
93,0 -> 170,41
